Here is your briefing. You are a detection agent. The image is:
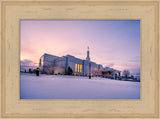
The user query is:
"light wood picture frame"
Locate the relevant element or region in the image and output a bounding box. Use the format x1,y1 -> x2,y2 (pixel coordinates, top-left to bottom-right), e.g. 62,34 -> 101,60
0,0 -> 159,118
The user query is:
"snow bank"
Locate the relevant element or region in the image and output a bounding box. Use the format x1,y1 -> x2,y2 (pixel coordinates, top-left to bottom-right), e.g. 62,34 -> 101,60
20,73 -> 140,99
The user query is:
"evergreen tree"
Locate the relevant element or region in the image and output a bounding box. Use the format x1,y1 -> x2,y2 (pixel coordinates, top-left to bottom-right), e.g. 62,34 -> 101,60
67,67 -> 73,75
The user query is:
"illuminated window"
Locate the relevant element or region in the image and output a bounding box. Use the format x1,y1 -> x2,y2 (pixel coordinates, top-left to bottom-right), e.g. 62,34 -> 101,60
78,64 -> 80,72
80,64 -> 82,72
75,64 -> 77,72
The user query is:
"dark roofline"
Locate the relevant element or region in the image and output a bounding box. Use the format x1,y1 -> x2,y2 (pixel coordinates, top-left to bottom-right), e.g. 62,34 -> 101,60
40,53 -> 121,72
44,53 -> 59,57
65,54 -> 83,61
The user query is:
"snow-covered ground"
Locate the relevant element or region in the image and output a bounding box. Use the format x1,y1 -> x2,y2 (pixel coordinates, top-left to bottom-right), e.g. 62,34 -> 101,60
20,73 -> 140,99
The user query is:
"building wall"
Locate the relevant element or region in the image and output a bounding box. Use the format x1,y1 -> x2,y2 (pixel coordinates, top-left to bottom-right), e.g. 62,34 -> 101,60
53,57 -> 66,74
39,53 -> 104,76
39,53 -> 59,74
83,60 -> 89,76
66,55 -> 84,76
39,53 -> 120,77
90,62 -> 100,76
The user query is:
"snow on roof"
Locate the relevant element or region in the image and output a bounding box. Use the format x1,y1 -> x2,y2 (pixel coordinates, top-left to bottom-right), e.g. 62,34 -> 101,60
103,67 -> 121,72
41,53 -> 121,72
44,53 -> 59,58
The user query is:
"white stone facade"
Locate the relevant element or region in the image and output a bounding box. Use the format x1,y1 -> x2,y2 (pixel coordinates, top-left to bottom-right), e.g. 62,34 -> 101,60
39,52 -> 120,77
39,53 -> 103,76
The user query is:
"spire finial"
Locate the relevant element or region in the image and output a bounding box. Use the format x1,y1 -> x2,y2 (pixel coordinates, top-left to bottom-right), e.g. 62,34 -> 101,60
86,46 -> 90,61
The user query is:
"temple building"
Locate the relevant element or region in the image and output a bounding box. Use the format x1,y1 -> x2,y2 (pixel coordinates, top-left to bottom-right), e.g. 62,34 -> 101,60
39,48 -> 121,78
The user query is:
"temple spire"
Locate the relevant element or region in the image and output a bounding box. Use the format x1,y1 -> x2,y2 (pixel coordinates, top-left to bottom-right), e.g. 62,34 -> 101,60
86,46 -> 90,61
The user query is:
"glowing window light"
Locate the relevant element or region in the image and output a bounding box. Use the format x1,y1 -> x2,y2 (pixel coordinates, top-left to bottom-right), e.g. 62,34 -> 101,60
75,64 -> 77,72
78,64 -> 80,72
80,64 -> 82,72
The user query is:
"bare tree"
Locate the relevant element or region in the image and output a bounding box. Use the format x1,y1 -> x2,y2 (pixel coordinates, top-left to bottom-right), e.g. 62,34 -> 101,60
43,61 -> 55,74
122,70 -> 130,79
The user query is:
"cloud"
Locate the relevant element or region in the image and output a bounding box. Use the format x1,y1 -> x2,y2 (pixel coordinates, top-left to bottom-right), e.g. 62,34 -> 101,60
128,59 -> 140,63
105,63 -> 115,67
128,56 -> 140,63
20,59 -> 37,71
59,48 -> 84,58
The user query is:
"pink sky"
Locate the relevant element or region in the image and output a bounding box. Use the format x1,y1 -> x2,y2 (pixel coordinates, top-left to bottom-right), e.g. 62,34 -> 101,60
20,20 -> 140,74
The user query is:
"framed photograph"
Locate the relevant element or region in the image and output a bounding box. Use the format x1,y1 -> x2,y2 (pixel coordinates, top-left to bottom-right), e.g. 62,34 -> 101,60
20,20 -> 140,100
0,0 -> 159,118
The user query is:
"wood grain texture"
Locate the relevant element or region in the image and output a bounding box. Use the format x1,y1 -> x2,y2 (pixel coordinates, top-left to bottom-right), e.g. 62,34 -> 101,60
0,0 -> 159,118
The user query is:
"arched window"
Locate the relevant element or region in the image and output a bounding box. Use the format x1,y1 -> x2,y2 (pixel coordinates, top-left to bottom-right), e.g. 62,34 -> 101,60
80,64 -> 82,72
78,64 -> 80,72
75,64 -> 77,72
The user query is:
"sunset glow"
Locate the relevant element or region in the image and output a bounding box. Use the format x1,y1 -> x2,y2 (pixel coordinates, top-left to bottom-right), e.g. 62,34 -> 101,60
20,20 -> 140,74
